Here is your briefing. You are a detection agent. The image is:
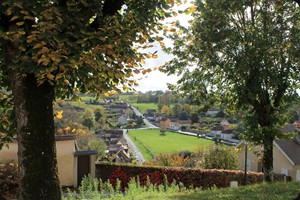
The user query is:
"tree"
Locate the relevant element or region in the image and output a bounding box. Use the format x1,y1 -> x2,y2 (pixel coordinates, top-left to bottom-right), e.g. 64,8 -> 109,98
82,109 -> 96,130
161,105 -> 171,116
190,113 -> 199,124
87,138 -> 107,161
160,126 -> 167,136
179,111 -> 188,120
94,107 -> 103,122
0,1 -> 181,199
164,0 -> 300,182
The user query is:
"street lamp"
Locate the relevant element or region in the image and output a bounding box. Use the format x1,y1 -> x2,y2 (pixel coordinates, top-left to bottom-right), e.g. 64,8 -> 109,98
244,141 -> 249,185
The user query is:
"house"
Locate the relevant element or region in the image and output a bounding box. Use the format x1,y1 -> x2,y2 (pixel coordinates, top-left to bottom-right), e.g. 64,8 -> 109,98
293,120 -> 300,128
169,119 -> 180,131
117,114 -> 129,125
236,124 -> 300,181
95,129 -> 124,145
206,109 -> 219,117
220,119 -> 230,126
109,141 -> 131,163
178,120 -> 192,130
209,126 -> 223,137
0,135 -> 97,187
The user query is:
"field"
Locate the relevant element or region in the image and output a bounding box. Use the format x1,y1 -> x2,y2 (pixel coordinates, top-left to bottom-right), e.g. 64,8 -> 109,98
127,129 -> 215,160
130,103 -> 158,114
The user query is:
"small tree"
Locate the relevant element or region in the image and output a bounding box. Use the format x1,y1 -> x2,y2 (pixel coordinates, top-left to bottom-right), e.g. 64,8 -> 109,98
87,139 -> 107,160
82,109 -> 96,130
94,107 -> 103,122
160,126 -> 167,136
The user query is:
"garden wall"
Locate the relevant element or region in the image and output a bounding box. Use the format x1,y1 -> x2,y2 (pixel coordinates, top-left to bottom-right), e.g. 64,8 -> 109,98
95,162 -> 290,189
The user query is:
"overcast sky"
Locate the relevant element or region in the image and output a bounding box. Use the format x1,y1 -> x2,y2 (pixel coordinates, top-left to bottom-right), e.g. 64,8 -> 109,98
133,2 -> 193,93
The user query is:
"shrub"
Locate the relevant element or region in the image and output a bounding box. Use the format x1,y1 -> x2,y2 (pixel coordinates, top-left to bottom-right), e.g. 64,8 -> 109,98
0,161 -> 18,198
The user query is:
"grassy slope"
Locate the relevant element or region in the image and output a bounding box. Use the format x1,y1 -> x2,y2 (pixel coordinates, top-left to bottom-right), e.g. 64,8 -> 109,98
127,129 -> 214,160
169,182 -> 300,200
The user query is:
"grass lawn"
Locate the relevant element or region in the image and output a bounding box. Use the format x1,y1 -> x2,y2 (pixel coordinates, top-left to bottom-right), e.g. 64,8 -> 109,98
63,178 -> 300,200
172,181 -> 300,200
131,103 -> 158,114
127,129 -> 215,160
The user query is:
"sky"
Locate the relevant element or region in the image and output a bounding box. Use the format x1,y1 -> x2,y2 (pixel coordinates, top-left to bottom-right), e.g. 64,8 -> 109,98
133,2 -> 193,93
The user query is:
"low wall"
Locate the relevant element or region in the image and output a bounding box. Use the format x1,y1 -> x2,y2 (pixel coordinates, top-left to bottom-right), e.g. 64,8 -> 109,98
0,138 -> 76,187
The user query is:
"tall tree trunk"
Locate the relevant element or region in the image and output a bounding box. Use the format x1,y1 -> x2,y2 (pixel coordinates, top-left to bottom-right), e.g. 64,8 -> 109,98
262,129 -> 274,182
12,73 -> 61,200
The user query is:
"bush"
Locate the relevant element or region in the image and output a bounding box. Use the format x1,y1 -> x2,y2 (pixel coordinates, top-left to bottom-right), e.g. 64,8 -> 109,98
0,161 -> 18,198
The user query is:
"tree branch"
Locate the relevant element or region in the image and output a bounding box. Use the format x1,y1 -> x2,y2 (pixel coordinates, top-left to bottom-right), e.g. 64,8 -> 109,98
103,0 -> 125,16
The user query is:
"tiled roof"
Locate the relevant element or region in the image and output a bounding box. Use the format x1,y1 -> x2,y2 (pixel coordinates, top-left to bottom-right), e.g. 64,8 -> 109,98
275,139 -> 300,165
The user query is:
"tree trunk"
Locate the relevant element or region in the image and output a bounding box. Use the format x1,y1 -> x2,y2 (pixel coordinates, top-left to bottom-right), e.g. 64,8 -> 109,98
262,131 -> 274,182
12,73 -> 61,200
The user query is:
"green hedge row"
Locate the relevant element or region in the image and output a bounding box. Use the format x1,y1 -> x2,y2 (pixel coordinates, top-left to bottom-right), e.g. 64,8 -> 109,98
95,162 -> 289,190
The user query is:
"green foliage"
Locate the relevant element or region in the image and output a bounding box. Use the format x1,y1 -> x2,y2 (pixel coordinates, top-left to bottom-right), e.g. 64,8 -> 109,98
203,146 -> 238,170
76,135 -> 107,160
87,139 -> 107,161
0,92 -> 14,149
82,109 -> 96,130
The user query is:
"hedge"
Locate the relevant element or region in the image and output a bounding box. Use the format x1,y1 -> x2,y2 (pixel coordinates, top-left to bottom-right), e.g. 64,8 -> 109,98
96,162 -> 289,190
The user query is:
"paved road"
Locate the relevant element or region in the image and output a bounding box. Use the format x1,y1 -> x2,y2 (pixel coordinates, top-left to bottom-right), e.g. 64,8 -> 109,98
123,130 -> 145,164
130,106 -> 158,129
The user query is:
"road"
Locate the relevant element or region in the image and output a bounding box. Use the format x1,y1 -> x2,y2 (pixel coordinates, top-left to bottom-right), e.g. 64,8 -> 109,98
123,130 -> 145,164
122,105 -> 158,164
130,106 -> 158,129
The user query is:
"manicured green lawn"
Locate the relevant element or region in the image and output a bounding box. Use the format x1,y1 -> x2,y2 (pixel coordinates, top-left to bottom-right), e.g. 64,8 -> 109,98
127,129 -> 215,160
131,103 -> 158,114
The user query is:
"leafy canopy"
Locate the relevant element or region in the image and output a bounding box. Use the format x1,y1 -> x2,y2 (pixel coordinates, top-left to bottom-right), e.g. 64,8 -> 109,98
0,0 -> 183,144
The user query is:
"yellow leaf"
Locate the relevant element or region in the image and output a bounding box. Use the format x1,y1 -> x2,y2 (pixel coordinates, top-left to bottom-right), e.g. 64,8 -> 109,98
142,69 -> 147,75
10,16 -> 19,21
104,93 -> 110,98
13,3 -> 23,9
56,110 -> 63,119
24,16 -> 35,21
33,42 -> 46,49
159,42 -> 165,47
46,73 -> 55,80
5,8 -> 12,16
20,11 -> 29,15
27,35 -> 37,43
106,56 -> 113,63
134,69 -> 140,74
190,5 -> 197,12
152,54 -> 158,59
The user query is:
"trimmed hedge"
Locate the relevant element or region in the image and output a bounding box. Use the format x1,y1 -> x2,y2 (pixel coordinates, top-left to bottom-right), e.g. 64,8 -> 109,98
96,162 -> 289,190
